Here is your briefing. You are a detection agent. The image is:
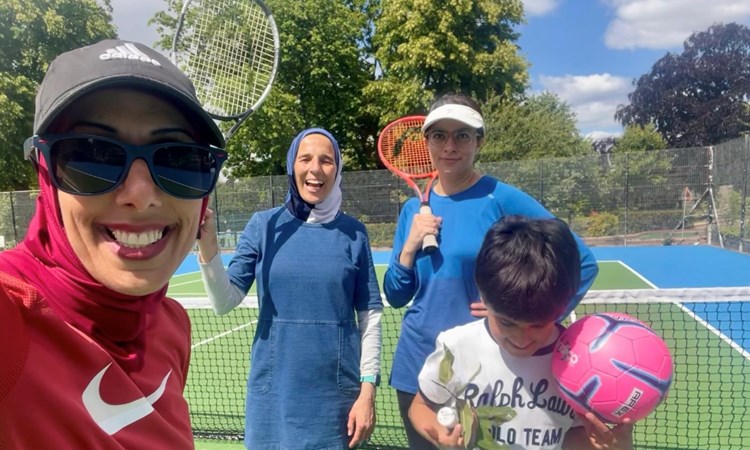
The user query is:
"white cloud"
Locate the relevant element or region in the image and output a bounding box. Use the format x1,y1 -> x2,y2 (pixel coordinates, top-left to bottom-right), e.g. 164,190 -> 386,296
537,73 -> 633,133
522,0 -> 562,17
603,0 -> 750,49
586,130 -> 621,141
110,0 -> 164,49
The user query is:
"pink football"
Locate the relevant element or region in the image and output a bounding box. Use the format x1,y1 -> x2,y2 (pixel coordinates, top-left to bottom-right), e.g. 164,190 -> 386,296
551,312 -> 673,423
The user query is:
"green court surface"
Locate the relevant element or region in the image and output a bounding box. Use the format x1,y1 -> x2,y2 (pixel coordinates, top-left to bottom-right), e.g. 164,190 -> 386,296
177,260 -> 749,450
169,261 -> 648,298
588,260 -> 654,290
168,265 -> 389,298
195,438 -> 244,450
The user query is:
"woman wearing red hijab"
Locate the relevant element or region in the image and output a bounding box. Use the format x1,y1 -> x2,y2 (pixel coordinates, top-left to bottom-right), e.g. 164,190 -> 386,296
0,39 -> 226,449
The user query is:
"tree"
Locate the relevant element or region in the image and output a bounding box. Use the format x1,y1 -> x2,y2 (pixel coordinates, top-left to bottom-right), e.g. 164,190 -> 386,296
608,124 -> 672,211
613,123 -> 667,154
0,0 -> 116,190
153,0 -> 531,174
0,73 -> 36,190
480,92 -> 591,162
154,0 -> 376,176
366,0 -> 528,124
615,22 -> 750,148
475,92 -> 598,217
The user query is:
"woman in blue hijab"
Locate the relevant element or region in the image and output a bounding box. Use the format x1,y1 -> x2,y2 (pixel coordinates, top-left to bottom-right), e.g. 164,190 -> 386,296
198,128 -> 383,449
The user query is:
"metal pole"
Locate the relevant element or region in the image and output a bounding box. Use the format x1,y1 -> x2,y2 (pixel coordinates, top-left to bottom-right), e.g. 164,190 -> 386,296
624,152 -> 629,246
706,146 -> 714,246
539,160 -> 544,204
395,172 -> 401,223
740,135 -> 749,252
213,190 -> 220,231
269,174 -> 275,207
9,192 -> 18,244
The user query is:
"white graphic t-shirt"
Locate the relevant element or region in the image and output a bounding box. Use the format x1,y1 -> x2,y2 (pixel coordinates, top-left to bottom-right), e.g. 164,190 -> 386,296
418,320 -> 581,450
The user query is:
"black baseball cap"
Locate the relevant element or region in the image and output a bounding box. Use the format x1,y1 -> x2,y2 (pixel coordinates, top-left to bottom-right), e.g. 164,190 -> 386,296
34,39 -> 225,148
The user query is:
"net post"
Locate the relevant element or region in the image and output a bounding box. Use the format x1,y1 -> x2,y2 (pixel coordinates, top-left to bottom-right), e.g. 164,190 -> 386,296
740,135 -> 749,252
624,152 -> 629,246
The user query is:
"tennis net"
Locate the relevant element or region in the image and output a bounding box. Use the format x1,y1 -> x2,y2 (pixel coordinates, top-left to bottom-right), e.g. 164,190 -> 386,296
183,288 -> 750,450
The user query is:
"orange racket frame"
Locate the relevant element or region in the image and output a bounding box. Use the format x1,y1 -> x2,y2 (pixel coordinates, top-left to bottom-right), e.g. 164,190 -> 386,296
377,115 -> 439,253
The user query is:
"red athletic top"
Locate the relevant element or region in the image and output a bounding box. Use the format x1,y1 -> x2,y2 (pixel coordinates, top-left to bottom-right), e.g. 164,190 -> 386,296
0,273 -> 194,449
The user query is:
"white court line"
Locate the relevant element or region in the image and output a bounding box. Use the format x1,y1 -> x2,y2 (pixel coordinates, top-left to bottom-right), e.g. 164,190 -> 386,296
171,263 -> 388,289
179,295 -> 392,308
169,279 -> 200,288
191,319 -> 257,349
612,260 -> 659,289
674,301 -> 750,362
607,261 -> 748,359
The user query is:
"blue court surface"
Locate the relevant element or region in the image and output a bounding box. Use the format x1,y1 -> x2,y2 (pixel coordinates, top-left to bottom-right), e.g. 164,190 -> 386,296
591,245 -> 750,288
590,246 -> 750,354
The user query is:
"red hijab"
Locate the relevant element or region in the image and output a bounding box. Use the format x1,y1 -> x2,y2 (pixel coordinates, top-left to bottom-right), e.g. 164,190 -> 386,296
0,156 -> 207,370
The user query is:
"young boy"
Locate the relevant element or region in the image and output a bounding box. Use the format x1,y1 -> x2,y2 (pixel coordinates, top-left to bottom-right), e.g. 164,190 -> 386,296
409,215 -> 633,449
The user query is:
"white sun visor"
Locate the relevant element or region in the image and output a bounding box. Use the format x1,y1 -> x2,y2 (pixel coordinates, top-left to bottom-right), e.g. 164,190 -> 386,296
422,104 -> 484,132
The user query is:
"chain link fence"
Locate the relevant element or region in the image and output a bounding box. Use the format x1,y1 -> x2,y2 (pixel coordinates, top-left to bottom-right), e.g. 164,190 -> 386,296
1,136 -> 748,252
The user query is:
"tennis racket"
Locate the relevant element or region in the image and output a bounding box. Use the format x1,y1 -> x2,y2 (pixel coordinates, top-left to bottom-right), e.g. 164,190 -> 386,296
377,116 -> 439,253
170,0 -> 280,141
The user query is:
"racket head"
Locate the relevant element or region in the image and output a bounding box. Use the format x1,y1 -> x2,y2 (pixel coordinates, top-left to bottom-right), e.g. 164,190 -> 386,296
170,0 -> 280,123
377,115 -> 437,181
378,116 -> 440,253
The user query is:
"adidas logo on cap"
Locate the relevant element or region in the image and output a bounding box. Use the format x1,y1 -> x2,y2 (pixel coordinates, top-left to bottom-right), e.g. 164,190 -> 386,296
99,43 -> 161,67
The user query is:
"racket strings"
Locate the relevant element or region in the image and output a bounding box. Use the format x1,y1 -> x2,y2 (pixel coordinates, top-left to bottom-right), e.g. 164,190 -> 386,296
176,0 -> 277,118
380,121 -> 434,176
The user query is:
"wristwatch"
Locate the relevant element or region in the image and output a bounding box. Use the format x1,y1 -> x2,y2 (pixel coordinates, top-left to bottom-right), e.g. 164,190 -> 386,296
360,374 -> 381,386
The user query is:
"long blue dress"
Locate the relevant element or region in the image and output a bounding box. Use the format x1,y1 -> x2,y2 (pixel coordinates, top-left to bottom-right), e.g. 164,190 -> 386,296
228,206 -> 382,450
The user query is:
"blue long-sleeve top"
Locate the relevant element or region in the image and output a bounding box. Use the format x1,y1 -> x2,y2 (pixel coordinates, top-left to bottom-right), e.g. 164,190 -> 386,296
383,176 -> 598,394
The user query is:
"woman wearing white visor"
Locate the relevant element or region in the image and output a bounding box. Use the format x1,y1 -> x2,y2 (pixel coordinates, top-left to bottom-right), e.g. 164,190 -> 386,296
383,92 -> 599,449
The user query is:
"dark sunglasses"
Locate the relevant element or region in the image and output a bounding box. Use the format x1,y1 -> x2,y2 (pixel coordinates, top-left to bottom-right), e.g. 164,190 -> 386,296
24,134 -> 228,199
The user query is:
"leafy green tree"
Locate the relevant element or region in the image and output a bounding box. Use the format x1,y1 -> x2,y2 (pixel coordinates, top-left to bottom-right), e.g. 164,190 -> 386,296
615,22 -> 750,148
0,73 -> 36,190
480,92 -> 591,162
478,94 -> 603,218
0,0 -> 115,81
613,123 -> 667,153
0,0 -> 116,190
366,0 -> 528,127
154,0 -> 375,176
154,0 -> 531,174
609,124 -> 672,211
221,92 -> 307,177
478,154 -> 604,218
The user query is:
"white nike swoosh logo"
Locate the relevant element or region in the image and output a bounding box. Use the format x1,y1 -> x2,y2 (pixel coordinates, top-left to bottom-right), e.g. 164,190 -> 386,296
82,363 -> 172,435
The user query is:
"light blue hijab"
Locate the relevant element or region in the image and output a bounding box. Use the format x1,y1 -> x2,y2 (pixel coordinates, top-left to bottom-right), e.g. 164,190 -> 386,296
285,128 -> 343,223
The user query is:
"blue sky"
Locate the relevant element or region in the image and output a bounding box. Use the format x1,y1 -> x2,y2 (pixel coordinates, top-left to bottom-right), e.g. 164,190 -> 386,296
111,0 -> 750,139
518,0 -> 750,137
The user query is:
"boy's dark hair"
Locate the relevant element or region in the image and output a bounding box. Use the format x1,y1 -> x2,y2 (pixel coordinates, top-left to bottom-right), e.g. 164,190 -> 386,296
474,215 -> 581,323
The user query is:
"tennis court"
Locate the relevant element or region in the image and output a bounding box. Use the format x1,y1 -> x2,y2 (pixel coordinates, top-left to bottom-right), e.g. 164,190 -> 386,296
175,245 -> 750,450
